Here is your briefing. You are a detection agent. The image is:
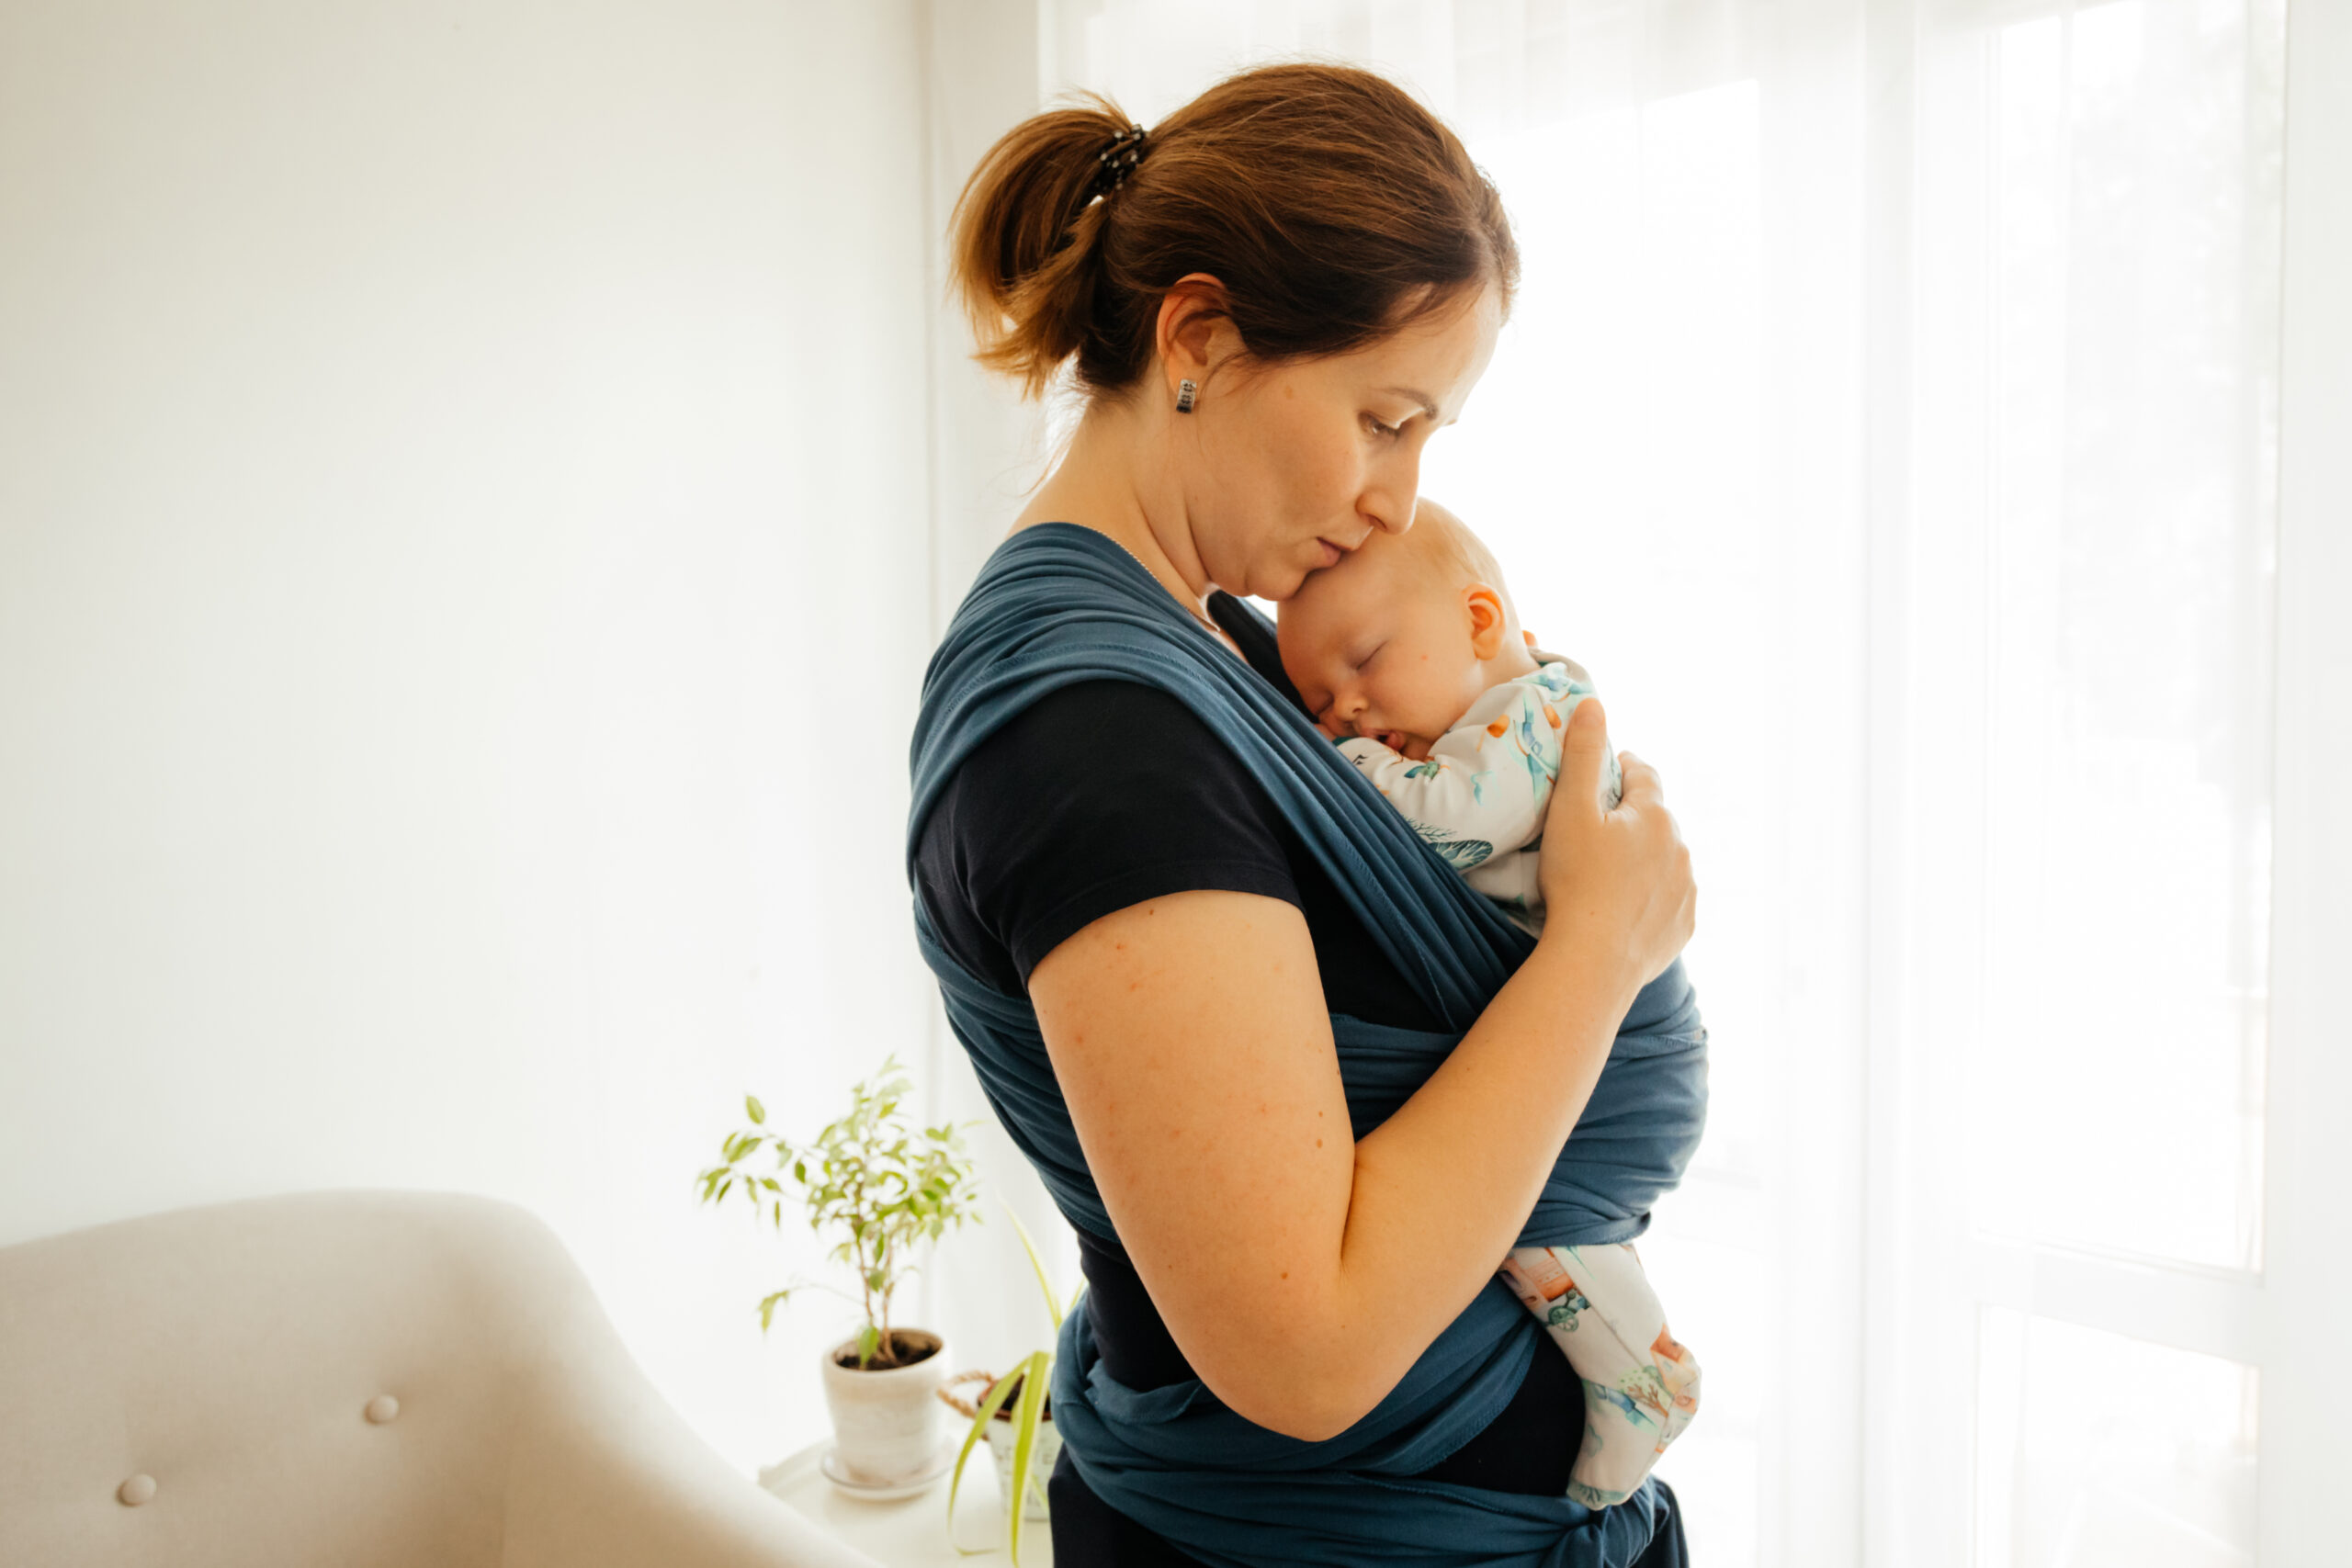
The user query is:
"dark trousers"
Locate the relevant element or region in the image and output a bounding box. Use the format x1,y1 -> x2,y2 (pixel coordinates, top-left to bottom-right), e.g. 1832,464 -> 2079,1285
1047,1443 -> 1693,1566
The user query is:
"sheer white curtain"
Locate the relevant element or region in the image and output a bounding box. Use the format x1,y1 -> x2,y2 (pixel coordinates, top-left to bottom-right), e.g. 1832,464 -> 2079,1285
1028,0 -> 2346,1563
1876,5 -> 2289,1563
1044,6 -> 1866,1560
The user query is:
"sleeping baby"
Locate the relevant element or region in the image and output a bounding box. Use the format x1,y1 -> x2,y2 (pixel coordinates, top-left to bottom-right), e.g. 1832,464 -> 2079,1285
1276,500 -> 1702,1508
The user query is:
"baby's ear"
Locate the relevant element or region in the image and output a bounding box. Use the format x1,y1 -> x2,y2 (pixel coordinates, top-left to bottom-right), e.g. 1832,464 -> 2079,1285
1464,585 -> 1510,660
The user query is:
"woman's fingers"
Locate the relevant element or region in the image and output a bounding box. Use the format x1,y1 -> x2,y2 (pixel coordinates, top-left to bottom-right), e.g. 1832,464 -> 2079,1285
1607,752 -> 1694,983
1558,697 -> 1610,811
1544,699 -> 1610,842
1664,829 -> 1698,970
1614,750 -> 1662,810
1535,705 -> 1697,987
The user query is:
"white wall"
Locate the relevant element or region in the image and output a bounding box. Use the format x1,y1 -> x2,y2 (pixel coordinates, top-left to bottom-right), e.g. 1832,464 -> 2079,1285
0,0 -> 935,1471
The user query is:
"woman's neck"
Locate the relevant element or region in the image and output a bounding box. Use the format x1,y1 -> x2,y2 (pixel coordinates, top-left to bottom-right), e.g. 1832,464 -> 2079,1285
1014,399 -> 1220,626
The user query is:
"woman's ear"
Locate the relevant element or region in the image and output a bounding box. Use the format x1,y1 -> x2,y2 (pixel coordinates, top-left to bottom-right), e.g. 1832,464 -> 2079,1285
1465,585 -> 1510,660
1155,273 -> 1238,403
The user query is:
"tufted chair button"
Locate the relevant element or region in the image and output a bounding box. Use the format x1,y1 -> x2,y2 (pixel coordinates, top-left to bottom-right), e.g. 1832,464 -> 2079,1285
365,1394 -> 401,1425
117,1473 -> 156,1506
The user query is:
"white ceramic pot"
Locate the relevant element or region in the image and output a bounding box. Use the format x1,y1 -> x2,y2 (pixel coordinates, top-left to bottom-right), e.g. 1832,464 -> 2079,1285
984,1411 -> 1059,1521
819,1329 -> 947,1485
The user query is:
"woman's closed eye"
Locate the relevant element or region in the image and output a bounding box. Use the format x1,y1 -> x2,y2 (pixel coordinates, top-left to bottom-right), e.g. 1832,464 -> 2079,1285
1362,412 -> 1402,440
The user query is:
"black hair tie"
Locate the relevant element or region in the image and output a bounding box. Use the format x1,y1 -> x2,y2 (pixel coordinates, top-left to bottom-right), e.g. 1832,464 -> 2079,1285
1090,124 -> 1148,197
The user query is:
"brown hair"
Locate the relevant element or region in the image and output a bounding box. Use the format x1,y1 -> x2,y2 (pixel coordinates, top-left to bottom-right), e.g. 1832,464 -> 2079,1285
950,62 -> 1519,400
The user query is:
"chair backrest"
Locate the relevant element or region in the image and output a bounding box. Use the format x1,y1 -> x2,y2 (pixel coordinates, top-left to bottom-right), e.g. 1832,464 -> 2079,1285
0,1191 -> 582,1568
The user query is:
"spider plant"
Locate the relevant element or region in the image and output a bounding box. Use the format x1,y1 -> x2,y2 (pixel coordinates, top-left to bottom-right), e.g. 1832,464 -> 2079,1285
945,1204 -> 1078,1563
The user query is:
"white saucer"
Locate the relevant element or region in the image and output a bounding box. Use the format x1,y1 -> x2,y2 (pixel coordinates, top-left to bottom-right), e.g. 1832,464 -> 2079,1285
818,1441 -> 958,1500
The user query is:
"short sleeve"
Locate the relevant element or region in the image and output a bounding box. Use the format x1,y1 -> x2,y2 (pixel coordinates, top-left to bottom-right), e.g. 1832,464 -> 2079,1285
914,679 -> 1306,991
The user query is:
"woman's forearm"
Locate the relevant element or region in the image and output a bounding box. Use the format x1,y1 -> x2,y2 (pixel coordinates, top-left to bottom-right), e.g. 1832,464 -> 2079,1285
1312,936 -> 1638,1437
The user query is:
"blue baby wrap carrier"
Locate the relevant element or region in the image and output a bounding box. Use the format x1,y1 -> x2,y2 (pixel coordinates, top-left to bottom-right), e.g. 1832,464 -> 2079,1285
906,525 -> 1709,1568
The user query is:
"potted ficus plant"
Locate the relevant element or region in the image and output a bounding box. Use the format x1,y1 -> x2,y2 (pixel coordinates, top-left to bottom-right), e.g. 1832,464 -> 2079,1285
697,1054 -> 981,1488
939,1206 -> 1080,1562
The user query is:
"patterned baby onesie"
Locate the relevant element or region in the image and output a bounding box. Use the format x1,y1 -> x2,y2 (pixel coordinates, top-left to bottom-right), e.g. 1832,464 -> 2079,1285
1337,660 -> 1700,1507
1336,660 -> 1623,937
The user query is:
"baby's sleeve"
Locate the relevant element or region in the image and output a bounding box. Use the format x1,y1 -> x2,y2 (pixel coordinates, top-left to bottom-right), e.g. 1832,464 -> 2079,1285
1337,680 -> 1572,866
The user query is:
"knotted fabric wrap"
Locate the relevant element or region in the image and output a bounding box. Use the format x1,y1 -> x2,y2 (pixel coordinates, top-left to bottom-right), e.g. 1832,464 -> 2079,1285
907,525 -> 1708,1568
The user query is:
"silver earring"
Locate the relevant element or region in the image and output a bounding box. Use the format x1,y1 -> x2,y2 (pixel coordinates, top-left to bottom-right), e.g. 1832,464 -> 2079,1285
1175,378 -> 1197,413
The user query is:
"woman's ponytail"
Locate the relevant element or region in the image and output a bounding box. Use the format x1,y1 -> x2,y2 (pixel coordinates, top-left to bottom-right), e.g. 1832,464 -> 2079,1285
950,95 -> 1136,398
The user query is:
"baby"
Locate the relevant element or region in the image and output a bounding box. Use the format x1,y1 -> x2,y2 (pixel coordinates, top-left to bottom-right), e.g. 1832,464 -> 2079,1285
1277,501 -> 1701,1508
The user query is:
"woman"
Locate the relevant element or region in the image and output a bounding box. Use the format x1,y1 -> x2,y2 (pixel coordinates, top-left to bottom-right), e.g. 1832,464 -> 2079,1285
908,63 -> 1700,1567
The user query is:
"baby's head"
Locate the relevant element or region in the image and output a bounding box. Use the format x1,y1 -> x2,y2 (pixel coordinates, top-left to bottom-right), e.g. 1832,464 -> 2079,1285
1277,500 -> 1541,759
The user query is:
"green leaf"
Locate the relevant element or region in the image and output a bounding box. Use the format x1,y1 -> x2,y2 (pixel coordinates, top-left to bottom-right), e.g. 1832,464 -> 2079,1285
746,1094 -> 766,1124
946,1369 -> 1024,1555
855,1323 -> 880,1369
1004,1202 -> 1066,1330
1008,1350 -> 1052,1566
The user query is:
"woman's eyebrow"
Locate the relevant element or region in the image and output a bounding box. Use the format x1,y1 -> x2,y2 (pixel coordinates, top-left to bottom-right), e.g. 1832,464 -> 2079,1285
1378,386 -> 1441,420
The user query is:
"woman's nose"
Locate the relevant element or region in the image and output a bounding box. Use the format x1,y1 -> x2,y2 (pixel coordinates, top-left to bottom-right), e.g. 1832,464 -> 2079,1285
1361,455 -> 1424,535
1362,493 -> 1416,536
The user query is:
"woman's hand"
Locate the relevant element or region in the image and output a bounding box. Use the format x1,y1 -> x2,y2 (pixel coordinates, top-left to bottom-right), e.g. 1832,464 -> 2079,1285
1538,698 -> 1695,996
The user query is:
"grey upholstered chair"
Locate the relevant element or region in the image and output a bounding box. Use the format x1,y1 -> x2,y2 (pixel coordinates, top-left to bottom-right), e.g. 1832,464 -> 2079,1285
0,1190 -> 882,1568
